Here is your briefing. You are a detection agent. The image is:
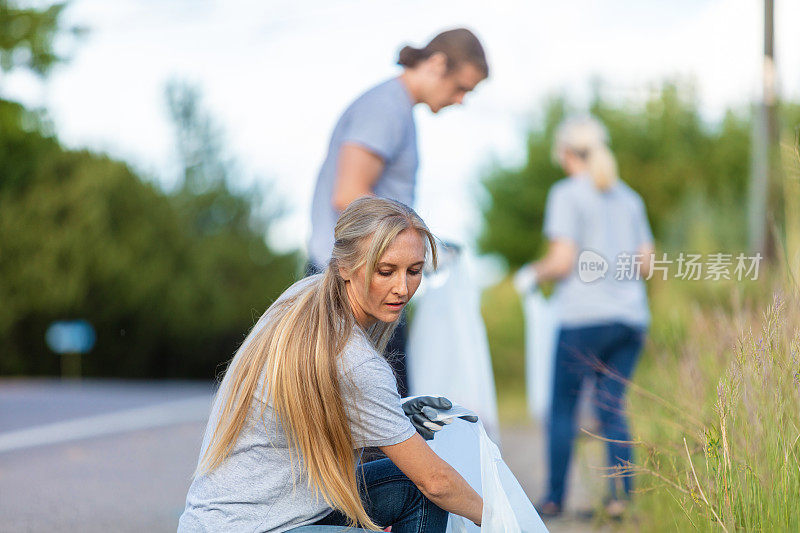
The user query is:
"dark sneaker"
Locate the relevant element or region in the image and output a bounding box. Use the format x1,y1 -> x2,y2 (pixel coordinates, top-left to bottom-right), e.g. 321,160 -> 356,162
535,501 -> 562,518
604,499 -> 628,520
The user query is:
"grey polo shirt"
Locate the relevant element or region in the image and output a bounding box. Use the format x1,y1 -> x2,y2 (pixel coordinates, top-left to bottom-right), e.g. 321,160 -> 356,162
308,77 -> 418,268
543,175 -> 653,328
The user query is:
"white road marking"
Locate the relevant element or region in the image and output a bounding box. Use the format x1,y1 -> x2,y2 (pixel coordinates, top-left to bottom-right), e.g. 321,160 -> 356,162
0,396 -> 213,454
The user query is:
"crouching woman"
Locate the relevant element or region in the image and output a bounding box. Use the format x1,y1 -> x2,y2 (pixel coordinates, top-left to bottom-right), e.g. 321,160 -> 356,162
178,197 -> 482,532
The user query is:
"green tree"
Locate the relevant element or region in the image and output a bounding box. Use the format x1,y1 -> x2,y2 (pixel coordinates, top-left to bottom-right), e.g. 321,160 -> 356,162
0,81 -> 297,377
159,79 -> 299,376
478,98 -> 567,268
479,82 -> 754,268
0,1 -> 83,76
0,147 -> 191,375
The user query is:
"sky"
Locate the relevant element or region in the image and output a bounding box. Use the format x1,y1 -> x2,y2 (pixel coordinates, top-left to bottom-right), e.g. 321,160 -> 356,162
3,0 -> 799,256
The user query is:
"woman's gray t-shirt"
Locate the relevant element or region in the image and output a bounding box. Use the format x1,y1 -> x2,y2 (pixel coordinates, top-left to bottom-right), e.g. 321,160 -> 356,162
178,278 -> 416,533
543,175 -> 653,328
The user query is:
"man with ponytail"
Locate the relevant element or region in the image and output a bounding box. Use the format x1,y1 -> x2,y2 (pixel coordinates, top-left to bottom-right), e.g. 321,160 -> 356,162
180,197 -> 483,533
307,28 -> 488,395
514,116 -> 655,519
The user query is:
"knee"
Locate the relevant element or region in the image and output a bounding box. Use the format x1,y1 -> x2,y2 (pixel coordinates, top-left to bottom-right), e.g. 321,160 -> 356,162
596,406 -> 627,436
407,478 -> 448,531
423,497 -> 448,531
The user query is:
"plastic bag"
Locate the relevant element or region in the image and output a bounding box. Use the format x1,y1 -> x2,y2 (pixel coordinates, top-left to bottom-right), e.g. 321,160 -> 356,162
520,291 -> 596,427
407,250 -> 500,440
429,407 -> 549,533
521,291 -> 558,422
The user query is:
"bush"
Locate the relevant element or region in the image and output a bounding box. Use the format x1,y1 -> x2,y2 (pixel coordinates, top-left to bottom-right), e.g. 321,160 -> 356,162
479,82 -> 756,268
0,95 -> 298,378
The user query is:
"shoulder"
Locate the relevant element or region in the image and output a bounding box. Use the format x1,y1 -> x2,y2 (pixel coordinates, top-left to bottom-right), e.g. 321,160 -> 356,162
339,328 -> 385,375
547,176 -> 585,203
360,78 -> 405,103
257,276 -> 319,329
347,79 -> 409,117
339,330 -> 400,395
275,275 -> 318,304
550,177 -> 577,193
615,181 -> 647,210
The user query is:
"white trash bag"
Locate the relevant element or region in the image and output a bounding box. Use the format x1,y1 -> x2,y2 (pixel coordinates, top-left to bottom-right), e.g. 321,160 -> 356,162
407,247 -> 500,440
521,291 -> 558,422
521,290 -> 596,428
428,405 -> 548,533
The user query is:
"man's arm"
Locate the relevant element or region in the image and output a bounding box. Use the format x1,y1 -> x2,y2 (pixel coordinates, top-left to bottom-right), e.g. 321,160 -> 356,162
331,143 -> 385,211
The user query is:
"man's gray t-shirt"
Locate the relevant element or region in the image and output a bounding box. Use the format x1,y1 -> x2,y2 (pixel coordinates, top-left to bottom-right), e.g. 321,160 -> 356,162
543,175 -> 654,328
178,277 -> 416,533
308,77 -> 418,267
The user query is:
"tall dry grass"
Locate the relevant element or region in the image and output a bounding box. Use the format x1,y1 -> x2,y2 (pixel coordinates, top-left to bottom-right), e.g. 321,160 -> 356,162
622,274 -> 800,532
617,125 -> 800,533
478,136 -> 800,529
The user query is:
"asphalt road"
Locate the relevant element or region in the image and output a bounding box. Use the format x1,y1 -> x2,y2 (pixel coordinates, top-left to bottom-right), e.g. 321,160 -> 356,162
0,379 -> 604,532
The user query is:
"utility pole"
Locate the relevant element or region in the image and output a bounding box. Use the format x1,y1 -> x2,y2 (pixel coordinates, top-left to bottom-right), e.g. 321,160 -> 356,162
749,0 -> 780,259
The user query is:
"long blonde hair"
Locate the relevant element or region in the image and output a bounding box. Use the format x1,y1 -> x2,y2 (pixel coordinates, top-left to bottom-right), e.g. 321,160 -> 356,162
196,197 -> 437,530
553,115 -> 619,191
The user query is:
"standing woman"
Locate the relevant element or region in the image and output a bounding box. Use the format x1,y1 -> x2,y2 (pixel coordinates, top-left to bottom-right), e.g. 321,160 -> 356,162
515,117 -> 654,518
307,28 -> 489,395
179,197 -> 482,532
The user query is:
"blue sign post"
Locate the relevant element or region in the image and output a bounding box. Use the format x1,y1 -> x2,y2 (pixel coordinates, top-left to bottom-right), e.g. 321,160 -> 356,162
45,320 -> 96,379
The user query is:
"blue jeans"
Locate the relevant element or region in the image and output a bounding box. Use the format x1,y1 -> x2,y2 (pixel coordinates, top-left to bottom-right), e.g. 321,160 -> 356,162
546,323 -> 645,506
296,458 -> 447,533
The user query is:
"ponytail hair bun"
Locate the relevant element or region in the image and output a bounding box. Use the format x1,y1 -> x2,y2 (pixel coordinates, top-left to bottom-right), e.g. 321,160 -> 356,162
396,28 -> 488,77
553,115 -> 619,192
397,46 -> 428,68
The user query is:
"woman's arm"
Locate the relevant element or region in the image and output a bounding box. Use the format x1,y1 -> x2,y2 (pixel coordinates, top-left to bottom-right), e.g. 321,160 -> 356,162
532,238 -> 577,283
380,434 -> 483,525
638,242 -> 655,280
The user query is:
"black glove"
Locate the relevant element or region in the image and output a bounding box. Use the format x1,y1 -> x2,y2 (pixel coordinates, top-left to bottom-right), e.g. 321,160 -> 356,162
402,396 -> 479,440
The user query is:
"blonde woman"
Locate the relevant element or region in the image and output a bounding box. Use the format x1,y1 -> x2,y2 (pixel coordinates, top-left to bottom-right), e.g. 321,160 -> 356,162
179,197 -> 482,532
515,116 -> 654,518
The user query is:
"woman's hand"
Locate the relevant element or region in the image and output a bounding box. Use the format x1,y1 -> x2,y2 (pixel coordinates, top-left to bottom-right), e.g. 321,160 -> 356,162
513,263 -> 539,294
402,396 -> 478,440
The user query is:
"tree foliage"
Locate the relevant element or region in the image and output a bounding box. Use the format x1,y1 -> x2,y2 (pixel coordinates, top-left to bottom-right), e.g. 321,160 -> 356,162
0,87 -> 297,377
479,82 -> 755,268
0,2 -> 298,378
0,1 -> 82,75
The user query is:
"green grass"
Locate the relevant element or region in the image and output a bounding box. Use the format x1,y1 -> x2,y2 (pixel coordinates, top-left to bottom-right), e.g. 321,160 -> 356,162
481,269 -> 800,531
624,274 -> 800,532
479,139 -> 800,530
480,278 -> 528,425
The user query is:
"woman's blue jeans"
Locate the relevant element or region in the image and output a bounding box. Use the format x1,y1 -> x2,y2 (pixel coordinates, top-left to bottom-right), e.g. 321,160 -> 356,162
294,457 -> 448,533
546,322 -> 645,506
